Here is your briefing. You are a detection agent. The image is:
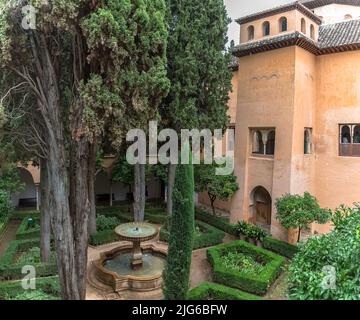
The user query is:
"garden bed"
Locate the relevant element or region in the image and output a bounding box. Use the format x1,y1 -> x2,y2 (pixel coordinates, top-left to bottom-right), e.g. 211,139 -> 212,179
0,239 -> 57,280
16,217 -> 41,240
262,236 -> 298,259
207,240 -> 285,295
160,221 -> 225,249
187,282 -> 262,300
195,209 -> 237,236
0,276 -> 60,300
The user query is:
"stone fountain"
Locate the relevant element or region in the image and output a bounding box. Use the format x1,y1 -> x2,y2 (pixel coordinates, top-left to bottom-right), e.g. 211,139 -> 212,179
93,222 -> 167,292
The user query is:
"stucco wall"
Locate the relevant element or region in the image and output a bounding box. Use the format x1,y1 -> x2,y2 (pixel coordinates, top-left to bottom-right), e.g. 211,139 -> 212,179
314,4 -> 360,24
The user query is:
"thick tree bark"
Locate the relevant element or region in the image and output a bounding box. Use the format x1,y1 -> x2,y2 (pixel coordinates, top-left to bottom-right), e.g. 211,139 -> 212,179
133,163 -> 146,222
40,159 -> 51,263
166,163 -> 177,216
87,144 -> 97,235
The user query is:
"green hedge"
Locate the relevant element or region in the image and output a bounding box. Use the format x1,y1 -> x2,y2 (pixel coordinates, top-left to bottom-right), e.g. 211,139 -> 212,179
160,221 -> 225,250
187,282 -> 262,300
207,240 -> 285,295
195,209 -> 237,236
16,217 -> 41,240
262,236 -> 298,259
10,210 -> 40,220
0,239 -> 58,280
0,276 -> 60,299
0,216 -> 10,236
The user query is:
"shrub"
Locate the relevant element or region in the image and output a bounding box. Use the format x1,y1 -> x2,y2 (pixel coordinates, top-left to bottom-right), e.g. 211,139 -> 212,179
235,221 -> 267,241
0,276 -> 60,300
0,190 -> 13,220
195,209 -> 237,236
96,215 -> 121,232
288,205 -> 360,300
160,221 -> 224,249
17,246 -> 56,265
7,289 -> 58,300
262,237 -> 298,259
187,282 -> 262,300
275,192 -> 331,243
207,240 -> 285,295
0,239 -> 58,280
16,217 -> 41,240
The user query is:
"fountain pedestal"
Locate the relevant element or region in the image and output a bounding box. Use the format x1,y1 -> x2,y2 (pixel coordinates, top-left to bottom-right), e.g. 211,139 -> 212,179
131,240 -> 143,268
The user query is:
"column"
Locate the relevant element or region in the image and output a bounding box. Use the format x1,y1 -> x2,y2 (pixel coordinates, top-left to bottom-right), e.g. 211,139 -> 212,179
35,183 -> 40,211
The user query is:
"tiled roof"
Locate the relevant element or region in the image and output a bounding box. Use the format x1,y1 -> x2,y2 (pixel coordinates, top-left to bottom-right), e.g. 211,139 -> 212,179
233,19 -> 360,57
236,1 -> 322,25
319,19 -> 360,48
300,0 -> 360,9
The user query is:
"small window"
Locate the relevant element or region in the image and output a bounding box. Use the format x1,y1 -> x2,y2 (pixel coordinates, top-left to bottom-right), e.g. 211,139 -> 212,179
301,18 -> 306,34
353,125 -> 360,143
341,125 -> 351,144
345,14 -> 353,20
263,21 -> 270,36
252,131 -> 264,154
266,131 -> 276,155
310,24 -> 315,40
304,128 -> 312,154
248,25 -> 255,41
279,17 -> 287,32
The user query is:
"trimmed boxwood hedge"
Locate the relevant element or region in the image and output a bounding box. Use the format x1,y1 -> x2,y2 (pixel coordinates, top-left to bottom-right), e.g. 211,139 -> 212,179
16,217 -> 41,240
262,236 -> 298,259
160,221 -> 225,250
0,239 -> 58,280
207,240 -> 285,295
0,276 -> 60,299
195,209 -> 237,236
10,210 -> 40,220
187,282 -> 262,300
0,216 -> 10,236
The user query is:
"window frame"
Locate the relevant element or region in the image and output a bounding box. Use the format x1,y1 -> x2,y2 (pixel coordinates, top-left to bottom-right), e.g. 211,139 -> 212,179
339,124 -> 360,157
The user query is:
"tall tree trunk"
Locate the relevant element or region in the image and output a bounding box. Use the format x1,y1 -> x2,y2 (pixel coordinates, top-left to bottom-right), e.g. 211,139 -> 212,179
88,144 -> 97,235
133,163 -> 146,222
298,227 -> 302,243
40,158 -> 51,263
209,193 -> 217,216
166,163 -> 177,216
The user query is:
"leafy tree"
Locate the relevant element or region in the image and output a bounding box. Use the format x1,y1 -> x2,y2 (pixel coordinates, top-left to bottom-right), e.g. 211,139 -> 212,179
163,144 -> 195,299
0,0 -> 169,299
288,205 -> 360,300
275,192 -> 331,242
194,163 -> 239,215
161,0 -> 232,216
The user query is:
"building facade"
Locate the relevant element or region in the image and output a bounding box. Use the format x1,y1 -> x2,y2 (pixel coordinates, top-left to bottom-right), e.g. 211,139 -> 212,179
227,0 -> 360,242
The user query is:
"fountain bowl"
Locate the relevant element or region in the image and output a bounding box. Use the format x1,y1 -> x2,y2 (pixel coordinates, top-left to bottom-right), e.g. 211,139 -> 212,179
93,243 -> 167,292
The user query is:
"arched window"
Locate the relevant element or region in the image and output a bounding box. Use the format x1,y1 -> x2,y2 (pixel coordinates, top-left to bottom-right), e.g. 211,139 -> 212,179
266,131 -> 276,155
263,21 -> 270,36
310,24 -> 315,40
248,25 -> 255,41
304,128 -> 312,154
353,125 -> 360,143
345,14 -> 353,20
341,125 -> 351,144
301,18 -> 306,34
252,131 -> 264,154
279,17 -> 287,32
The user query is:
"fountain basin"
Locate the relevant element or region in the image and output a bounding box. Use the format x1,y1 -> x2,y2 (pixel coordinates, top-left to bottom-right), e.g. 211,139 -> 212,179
93,243 -> 167,292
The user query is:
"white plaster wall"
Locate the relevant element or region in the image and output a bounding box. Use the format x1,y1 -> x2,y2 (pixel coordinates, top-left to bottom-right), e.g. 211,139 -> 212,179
314,4 -> 360,24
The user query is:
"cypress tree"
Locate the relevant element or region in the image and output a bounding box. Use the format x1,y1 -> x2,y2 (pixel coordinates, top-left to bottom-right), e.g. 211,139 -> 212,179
163,144 -> 195,300
161,0 -> 232,215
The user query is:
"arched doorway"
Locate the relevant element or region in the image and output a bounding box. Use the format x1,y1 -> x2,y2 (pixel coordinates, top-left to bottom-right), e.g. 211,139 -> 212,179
14,168 -> 37,208
95,171 -> 112,205
250,186 -> 272,227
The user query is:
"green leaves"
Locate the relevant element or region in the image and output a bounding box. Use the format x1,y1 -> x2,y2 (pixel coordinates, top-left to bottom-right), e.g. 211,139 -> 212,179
288,205 -> 360,300
275,192 -> 331,232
